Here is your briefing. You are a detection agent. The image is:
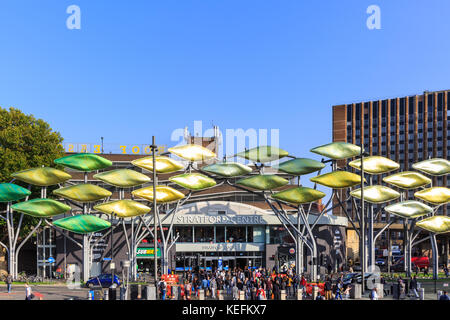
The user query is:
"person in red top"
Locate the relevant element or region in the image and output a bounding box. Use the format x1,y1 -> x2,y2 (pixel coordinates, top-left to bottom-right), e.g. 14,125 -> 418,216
257,285 -> 266,300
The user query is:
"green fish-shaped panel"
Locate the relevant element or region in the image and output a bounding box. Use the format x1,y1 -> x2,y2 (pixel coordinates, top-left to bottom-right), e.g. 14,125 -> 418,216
94,169 -> 150,188
384,201 -> 433,219
169,173 -> 217,191
54,153 -> 112,172
310,171 -> 364,189
350,185 -> 400,204
236,175 -> 288,191
412,158 -> 450,176
11,167 -> 72,187
310,142 -> 362,160
383,172 -> 431,190
11,198 -> 71,218
416,216 -> 450,234
132,186 -> 185,203
272,187 -> 326,204
275,158 -> 325,176
94,200 -> 150,218
235,146 -> 289,163
168,144 -> 216,162
0,183 -> 31,202
414,187 -> 450,205
53,184 -> 112,202
131,156 -> 184,174
53,215 -> 111,234
202,162 -> 252,177
348,156 -> 399,175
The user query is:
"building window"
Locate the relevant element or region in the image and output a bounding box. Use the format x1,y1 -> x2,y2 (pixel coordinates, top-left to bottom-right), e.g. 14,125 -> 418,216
216,226 -> 225,243
194,226 -> 214,243
175,226 -> 193,243
226,226 -> 246,243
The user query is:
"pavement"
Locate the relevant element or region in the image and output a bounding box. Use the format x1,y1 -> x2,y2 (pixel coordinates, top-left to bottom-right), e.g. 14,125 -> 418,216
0,285 -> 443,301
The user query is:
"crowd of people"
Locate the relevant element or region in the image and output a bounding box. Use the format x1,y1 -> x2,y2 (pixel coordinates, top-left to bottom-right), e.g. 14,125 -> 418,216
158,267 -> 361,300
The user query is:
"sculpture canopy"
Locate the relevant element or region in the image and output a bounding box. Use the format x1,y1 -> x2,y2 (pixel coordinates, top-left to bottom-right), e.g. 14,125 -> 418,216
384,201 -> 433,219
11,167 -> 72,186
350,185 -> 400,204
52,215 -> 111,234
416,216 -> 450,234
236,174 -> 288,191
0,183 -> 31,203
169,173 -> 217,191
94,200 -> 151,218
412,158 -> 450,176
274,158 -> 325,176
349,156 -> 399,175
11,198 -> 71,218
132,156 -> 184,174
310,171 -> 365,189
272,187 -> 326,204
93,169 -> 150,188
310,142 -> 362,160
202,162 -> 252,178
54,153 -> 112,172
168,144 -> 216,162
53,184 -> 112,203
383,171 -> 431,190
235,146 -> 289,163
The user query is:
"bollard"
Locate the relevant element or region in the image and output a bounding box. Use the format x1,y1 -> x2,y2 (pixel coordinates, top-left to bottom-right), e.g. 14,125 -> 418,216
297,289 -> 303,300
103,289 -> 109,300
218,290 -> 225,300
350,284 -> 361,299
312,286 -> 318,300
199,289 -> 205,300
239,290 -> 245,300
281,289 -> 286,300
137,284 -> 142,300
146,286 -> 156,300
419,288 -> 425,300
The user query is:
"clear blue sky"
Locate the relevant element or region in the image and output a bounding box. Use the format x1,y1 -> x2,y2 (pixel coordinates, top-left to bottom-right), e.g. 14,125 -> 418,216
1,0 -> 449,157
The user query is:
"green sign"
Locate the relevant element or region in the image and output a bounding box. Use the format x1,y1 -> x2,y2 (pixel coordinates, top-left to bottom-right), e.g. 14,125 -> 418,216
136,247 -> 161,258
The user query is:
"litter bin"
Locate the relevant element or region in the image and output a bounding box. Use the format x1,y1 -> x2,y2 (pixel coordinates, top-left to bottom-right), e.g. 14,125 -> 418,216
103,289 -> 109,300
109,287 -> 117,301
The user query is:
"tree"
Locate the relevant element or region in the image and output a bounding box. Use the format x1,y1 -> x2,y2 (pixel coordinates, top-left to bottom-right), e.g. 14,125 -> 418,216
0,107 -> 65,276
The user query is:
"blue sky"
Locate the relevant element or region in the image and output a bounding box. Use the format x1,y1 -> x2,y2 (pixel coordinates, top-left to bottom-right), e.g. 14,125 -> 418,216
0,0 -> 449,161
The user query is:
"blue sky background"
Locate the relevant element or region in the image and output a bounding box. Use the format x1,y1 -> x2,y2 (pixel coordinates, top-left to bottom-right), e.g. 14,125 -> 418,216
0,1 -> 449,182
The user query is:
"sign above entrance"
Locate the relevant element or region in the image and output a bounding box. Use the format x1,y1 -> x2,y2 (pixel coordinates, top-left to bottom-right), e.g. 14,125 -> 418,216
176,215 -> 265,225
136,247 -> 161,258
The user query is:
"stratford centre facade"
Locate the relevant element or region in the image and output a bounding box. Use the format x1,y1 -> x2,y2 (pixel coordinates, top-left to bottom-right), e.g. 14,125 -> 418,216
55,200 -> 348,277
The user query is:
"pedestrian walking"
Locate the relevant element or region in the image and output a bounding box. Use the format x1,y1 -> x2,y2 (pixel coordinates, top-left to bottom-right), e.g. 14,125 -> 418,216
409,276 -> 419,299
439,291 -> 449,300
324,277 -> 332,300
25,283 -> 34,300
6,273 -> 12,294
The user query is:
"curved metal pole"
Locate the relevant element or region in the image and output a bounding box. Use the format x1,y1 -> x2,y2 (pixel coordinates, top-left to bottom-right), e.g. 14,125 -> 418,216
15,219 -> 43,277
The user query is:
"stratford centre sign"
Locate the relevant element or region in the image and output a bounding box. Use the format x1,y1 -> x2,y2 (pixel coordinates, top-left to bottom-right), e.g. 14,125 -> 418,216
175,215 -> 266,225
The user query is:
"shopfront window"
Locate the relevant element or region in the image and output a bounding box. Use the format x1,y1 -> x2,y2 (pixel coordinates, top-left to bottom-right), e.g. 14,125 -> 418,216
194,227 -> 214,243
269,226 -> 295,244
246,226 -> 253,242
216,226 -> 225,243
174,226 -> 193,243
226,226 -> 246,242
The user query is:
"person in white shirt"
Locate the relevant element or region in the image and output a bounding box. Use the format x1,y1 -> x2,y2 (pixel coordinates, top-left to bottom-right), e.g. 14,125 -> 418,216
25,283 -> 33,300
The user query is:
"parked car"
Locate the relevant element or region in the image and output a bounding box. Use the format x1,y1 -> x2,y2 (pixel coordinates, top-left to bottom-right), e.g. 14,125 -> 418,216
86,274 -> 121,288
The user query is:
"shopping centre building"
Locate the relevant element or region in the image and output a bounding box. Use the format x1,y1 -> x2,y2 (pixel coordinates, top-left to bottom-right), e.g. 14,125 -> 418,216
42,133 -> 349,278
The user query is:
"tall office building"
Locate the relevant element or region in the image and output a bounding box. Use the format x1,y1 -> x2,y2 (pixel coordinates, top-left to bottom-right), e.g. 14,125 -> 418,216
332,90 -> 449,263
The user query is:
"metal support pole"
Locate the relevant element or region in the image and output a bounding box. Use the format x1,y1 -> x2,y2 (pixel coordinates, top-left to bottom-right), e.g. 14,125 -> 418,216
151,136 -> 159,299
431,234 -> 439,280
360,146 -> 366,293
82,172 -> 90,282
